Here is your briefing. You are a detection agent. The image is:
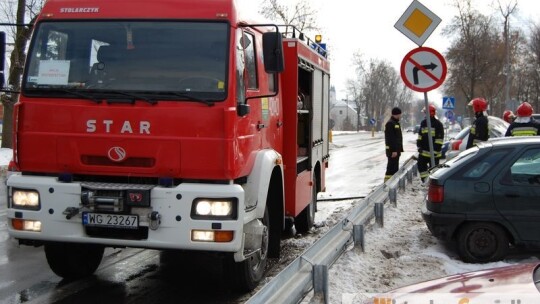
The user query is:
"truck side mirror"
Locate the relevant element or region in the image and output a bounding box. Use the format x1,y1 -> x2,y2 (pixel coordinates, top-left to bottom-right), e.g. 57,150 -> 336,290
0,32 -> 5,89
237,103 -> 250,117
262,32 -> 284,73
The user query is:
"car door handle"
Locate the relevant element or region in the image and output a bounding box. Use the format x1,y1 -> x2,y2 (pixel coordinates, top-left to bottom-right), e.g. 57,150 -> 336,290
504,192 -> 520,198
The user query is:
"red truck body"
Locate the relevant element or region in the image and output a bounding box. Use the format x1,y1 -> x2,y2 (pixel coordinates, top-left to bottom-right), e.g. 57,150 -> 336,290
4,0 -> 330,290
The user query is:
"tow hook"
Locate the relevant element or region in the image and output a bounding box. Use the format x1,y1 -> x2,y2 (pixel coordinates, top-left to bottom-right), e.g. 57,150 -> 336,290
63,207 -> 80,220
148,211 -> 161,230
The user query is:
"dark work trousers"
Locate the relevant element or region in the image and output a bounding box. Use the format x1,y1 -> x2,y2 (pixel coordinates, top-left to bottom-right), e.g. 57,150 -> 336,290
384,154 -> 400,182
417,155 -> 439,182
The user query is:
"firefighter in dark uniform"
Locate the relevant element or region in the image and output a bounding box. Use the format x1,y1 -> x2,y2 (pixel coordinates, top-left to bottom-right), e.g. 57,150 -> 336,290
505,102 -> 540,136
466,97 -> 489,149
416,104 -> 444,182
384,107 -> 403,182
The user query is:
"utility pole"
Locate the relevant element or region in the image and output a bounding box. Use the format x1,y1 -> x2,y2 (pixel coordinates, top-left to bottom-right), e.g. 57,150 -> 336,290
504,16 -> 510,114
499,0 -> 518,115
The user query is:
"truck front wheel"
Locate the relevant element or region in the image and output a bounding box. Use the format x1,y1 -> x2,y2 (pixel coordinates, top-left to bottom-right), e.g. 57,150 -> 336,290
44,242 -> 104,280
225,207 -> 269,291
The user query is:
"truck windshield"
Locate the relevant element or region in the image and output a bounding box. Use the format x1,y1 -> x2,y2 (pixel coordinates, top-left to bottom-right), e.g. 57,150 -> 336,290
23,21 -> 229,101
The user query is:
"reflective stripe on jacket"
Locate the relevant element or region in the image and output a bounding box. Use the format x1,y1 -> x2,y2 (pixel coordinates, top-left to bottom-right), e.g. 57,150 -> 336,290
505,119 -> 540,137
416,116 -> 444,159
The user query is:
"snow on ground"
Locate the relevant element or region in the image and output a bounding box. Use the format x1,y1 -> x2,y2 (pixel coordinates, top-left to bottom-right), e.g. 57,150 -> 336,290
324,178 -> 514,303
0,148 -> 11,171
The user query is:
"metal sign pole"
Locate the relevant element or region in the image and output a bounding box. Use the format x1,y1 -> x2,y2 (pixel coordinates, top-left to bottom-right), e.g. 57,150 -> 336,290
424,92 -> 435,167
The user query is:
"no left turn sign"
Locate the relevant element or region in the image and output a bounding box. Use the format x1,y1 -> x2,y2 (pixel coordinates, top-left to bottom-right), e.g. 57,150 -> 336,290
400,47 -> 447,92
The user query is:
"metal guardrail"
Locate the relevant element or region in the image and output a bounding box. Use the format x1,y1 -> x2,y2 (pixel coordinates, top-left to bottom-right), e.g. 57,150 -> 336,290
246,157 -> 418,304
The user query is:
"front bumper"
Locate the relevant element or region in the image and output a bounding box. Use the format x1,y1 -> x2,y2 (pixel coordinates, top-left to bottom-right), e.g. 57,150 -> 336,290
421,205 -> 466,241
6,175 -> 247,253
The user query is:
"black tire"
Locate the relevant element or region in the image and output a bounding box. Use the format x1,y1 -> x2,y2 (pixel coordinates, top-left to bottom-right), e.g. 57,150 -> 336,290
295,176 -> 317,233
225,207 -> 269,292
456,222 -> 509,263
45,242 -> 104,280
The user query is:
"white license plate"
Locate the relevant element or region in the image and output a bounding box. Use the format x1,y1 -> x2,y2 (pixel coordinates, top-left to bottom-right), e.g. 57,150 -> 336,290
82,212 -> 138,229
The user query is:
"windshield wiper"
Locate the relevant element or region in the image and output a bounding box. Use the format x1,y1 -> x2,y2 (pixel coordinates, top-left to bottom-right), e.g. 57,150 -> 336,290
59,89 -> 102,104
157,92 -> 215,107
101,90 -> 157,105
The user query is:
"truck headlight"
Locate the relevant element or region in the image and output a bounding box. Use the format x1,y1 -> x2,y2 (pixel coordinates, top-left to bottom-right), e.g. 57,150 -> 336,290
191,198 -> 237,219
12,189 -> 40,210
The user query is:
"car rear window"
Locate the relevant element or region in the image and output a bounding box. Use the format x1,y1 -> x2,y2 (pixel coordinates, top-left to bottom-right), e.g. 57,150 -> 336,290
458,149 -> 510,179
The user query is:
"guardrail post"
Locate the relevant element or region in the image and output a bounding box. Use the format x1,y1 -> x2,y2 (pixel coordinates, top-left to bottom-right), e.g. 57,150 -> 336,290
353,224 -> 364,252
399,175 -> 406,190
374,202 -> 384,227
406,168 -> 413,182
388,187 -> 397,206
412,163 -> 418,177
313,264 -> 329,304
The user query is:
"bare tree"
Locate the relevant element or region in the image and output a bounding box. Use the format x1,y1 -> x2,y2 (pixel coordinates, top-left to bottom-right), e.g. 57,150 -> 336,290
442,0 -> 505,117
346,57 -> 412,131
498,0 -> 518,115
0,0 -> 43,148
515,23 -> 540,111
344,50 -> 365,128
259,0 -> 319,32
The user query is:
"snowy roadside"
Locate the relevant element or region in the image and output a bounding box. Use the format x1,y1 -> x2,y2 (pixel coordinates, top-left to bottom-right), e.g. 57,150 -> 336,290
0,148 -> 10,177
319,177 -> 539,304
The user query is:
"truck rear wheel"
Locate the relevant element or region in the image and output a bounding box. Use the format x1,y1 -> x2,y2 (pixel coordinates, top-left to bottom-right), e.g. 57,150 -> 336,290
44,242 -> 104,280
295,176 -> 317,233
225,207 -> 269,291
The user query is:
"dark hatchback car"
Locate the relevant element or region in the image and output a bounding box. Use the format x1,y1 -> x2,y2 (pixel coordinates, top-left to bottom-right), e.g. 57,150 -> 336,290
422,137 -> 540,263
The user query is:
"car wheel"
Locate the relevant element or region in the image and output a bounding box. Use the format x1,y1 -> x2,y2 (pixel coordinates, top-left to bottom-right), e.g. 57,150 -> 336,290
456,222 -> 509,263
45,242 -> 104,279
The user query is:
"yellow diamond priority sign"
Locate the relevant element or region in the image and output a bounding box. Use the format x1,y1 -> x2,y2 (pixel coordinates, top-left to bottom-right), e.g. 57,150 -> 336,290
395,0 -> 441,46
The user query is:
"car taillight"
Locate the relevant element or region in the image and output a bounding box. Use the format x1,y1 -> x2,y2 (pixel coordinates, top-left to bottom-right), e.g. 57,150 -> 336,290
451,139 -> 462,150
428,184 -> 444,203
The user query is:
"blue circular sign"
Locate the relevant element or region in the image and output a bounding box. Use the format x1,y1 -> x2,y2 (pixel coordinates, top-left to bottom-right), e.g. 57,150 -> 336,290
369,118 -> 376,125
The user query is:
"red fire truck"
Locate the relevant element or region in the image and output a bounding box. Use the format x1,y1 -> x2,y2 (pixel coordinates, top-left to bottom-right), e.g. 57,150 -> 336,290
1,0 -> 330,291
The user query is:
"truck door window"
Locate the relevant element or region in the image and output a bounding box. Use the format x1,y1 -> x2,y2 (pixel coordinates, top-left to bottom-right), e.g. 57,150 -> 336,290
240,32 -> 258,90
235,29 -> 246,104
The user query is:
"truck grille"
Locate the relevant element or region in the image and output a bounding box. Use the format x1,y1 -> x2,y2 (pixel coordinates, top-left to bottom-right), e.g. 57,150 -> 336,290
81,155 -> 155,167
81,182 -> 154,211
